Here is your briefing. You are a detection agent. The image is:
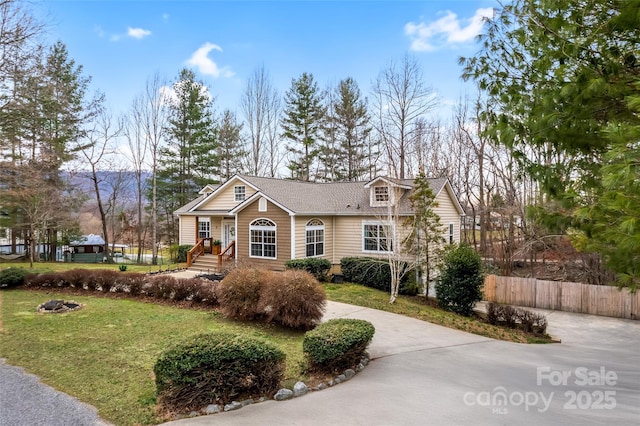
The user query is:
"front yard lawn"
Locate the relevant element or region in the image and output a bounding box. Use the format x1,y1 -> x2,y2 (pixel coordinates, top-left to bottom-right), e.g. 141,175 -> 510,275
0,289 -> 306,426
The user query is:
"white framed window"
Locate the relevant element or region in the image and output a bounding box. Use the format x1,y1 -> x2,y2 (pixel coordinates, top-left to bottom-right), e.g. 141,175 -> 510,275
449,223 -> 455,244
306,219 -> 324,257
234,185 -> 246,201
198,218 -> 211,239
363,221 -> 393,253
374,186 -> 389,202
250,218 -> 276,258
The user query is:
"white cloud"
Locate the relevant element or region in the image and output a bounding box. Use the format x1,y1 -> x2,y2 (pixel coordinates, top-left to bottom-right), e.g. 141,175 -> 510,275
405,7 -> 494,52
186,42 -> 235,78
127,27 -> 152,39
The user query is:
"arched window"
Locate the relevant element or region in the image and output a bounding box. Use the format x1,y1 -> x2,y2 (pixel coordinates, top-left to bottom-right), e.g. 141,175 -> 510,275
250,218 -> 276,258
306,218 -> 324,257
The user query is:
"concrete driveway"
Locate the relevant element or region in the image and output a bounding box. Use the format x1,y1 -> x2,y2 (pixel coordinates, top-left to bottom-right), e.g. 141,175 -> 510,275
165,301 -> 640,426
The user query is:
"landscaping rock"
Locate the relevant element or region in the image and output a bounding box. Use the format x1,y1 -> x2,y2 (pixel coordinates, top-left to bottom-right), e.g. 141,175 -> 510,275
315,383 -> 327,391
337,374 -> 346,382
224,401 -> 242,411
274,388 -> 293,401
204,404 -> 220,414
240,399 -> 254,407
344,369 -> 356,380
293,381 -> 308,397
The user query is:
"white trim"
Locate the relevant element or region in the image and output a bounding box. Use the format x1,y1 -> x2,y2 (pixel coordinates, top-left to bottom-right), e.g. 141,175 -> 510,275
249,218 -> 277,259
305,218 -> 325,257
361,219 -> 394,254
291,216 -> 296,259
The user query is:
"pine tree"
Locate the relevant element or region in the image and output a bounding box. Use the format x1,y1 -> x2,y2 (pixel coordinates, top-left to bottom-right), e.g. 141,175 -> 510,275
405,173 -> 445,297
217,109 -> 246,180
281,72 -> 325,181
156,68 -> 217,241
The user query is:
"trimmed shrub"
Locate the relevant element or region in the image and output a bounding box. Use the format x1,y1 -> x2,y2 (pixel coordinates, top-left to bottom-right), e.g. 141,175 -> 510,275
144,275 -> 177,299
0,267 -> 29,289
340,257 -> 414,294
217,268 -> 265,321
94,270 -> 120,292
190,279 -> 218,305
258,270 -> 326,329
154,332 -> 285,412
435,244 -> 484,316
284,258 -> 331,282
172,278 -> 199,302
24,272 -> 60,288
486,301 -> 500,325
303,318 -> 375,373
61,269 -> 90,289
176,245 -> 192,263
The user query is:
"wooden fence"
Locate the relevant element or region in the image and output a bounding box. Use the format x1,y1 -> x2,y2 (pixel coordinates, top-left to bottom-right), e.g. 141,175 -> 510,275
483,275 -> 640,320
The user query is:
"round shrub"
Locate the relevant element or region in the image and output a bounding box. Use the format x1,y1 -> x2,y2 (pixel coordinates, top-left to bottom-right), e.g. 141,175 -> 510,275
284,258 -> 331,281
0,267 -> 29,289
217,268 -> 265,321
154,332 -> 285,412
258,269 -> 326,329
435,244 -> 484,316
303,318 -> 375,373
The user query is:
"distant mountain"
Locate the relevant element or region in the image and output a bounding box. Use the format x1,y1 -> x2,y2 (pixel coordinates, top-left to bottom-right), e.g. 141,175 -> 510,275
64,171 -> 151,204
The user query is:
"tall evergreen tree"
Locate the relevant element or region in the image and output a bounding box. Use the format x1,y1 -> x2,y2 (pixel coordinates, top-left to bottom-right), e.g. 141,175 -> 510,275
156,68 -> 217,241
0,40 -> 100,262
331,77 -> 371,181
281,72 -> 325,181
218,109 -> 245,180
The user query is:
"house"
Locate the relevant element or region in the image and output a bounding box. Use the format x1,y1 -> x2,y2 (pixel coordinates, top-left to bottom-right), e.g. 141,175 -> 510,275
174,174 -> 465,272
64,234 -> 128,263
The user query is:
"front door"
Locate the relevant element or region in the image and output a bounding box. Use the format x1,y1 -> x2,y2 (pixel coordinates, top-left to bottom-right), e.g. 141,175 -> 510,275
223,221 -> 235,249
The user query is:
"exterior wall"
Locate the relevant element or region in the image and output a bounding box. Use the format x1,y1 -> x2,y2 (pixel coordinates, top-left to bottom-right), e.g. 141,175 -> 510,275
293,216 -> 334,261
236,197 -> 291,271
199,178 -> 258,211
179,216 -> 197,246
434,189 -> 461,243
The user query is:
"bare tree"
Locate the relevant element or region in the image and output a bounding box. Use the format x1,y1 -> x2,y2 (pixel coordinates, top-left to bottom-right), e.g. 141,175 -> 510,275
241,65 -> 282,176
372,55 -> 437,179
75,108 -> 123,260
142,73 -> 168,264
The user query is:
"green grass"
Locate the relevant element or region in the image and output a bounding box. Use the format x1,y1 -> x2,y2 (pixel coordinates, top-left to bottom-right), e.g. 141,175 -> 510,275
323,283 -> 553,344
0,290 -> 306,426
0,261 -> 186,275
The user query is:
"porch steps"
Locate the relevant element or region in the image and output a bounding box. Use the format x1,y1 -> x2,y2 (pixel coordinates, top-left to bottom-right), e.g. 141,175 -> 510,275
189,254 -> 220,274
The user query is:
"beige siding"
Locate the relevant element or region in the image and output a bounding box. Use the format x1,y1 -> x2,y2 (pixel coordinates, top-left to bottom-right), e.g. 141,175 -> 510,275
199,178 -> 258,210
179,216 -> 197,246
293,216 -> 333,261
179,216 -> 225,246
434,189 -> 461,244
236,198 -> 291,271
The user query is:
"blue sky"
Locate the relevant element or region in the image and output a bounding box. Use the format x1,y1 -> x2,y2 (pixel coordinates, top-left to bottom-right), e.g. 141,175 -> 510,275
40,0 -> 497,120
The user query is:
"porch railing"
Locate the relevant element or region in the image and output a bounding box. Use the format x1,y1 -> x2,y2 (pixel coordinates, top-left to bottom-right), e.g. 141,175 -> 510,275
186,239 -> 205,267
218,240 -> 235,271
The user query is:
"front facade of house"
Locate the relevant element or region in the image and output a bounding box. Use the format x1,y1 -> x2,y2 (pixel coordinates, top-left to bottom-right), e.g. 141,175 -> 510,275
175,174 -> 465,271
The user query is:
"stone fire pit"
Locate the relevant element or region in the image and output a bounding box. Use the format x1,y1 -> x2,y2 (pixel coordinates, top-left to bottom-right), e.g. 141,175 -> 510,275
37,300 -> 83,313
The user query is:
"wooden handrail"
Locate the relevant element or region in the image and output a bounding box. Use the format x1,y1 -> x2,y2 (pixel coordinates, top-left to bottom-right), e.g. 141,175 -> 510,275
218,240 -> 235,271
186,239 -> 205,267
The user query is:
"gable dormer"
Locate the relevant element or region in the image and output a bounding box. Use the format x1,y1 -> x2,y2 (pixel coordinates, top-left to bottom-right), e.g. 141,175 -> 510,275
365,177 -> 413,207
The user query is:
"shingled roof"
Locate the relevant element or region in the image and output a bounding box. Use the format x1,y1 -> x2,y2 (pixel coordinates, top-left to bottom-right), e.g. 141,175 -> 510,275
175,174 -> 452,216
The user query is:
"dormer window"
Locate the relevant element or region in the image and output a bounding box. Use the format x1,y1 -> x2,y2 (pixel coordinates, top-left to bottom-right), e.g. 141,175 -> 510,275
375,186 -> 389,202
234,185 -> 246,201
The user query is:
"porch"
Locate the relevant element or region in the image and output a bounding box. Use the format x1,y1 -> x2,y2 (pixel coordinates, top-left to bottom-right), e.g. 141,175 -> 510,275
186,238 -> 235,273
